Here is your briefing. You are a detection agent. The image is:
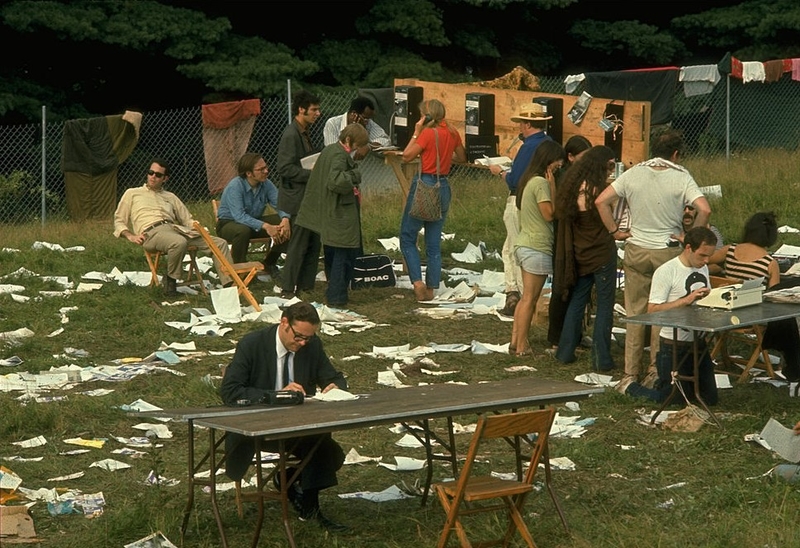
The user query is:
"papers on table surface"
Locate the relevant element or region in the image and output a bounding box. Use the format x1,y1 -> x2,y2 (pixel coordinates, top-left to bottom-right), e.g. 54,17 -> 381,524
312,388 -> 358,402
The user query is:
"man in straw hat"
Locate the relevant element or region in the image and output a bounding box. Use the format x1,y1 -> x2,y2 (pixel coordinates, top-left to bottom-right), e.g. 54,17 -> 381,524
489,102 -> 552,317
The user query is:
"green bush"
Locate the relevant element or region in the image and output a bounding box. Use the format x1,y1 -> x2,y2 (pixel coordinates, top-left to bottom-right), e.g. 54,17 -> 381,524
0,169 -> 62,224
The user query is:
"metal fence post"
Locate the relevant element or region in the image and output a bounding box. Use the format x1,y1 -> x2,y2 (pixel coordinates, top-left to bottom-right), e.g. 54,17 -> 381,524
41,105 -> 46,226
725,74 -> 730,160
286,79 -> 292,124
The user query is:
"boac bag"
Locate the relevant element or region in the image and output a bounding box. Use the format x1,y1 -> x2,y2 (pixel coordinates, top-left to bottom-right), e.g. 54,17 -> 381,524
351,254 -> 396,289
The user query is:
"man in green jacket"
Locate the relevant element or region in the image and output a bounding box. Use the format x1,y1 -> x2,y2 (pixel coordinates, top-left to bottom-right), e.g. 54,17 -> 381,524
296,124 -> 369,307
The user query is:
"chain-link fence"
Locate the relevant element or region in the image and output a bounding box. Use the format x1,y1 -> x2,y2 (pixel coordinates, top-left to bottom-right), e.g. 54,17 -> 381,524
2,74 -> 799,225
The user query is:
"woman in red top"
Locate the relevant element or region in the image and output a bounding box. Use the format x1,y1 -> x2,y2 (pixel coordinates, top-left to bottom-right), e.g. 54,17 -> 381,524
400,99 -> 467,301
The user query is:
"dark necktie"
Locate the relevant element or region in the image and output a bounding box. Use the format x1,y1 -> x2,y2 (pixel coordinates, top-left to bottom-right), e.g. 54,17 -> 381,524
301,130 -> 312,154
282,352 -> 292,387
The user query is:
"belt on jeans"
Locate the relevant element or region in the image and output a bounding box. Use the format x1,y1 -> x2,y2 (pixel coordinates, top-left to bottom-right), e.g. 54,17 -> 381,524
143,219 -> 171,233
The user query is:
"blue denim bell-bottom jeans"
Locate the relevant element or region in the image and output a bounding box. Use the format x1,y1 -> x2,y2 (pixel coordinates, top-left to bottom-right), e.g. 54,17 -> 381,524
556,258 -> 617,370
627,338 -> 718,405
400,174 -> 451,288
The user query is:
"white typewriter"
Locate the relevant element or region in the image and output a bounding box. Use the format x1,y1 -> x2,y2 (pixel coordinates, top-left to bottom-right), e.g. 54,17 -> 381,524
696,276 -> 765,310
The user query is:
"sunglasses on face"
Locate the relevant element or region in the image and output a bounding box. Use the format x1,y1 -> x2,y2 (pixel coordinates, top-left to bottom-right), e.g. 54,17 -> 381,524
147,169 -> 166,179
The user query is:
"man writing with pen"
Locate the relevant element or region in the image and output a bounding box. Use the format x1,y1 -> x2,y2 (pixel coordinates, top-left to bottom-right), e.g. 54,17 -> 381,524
219,301 -> 350,533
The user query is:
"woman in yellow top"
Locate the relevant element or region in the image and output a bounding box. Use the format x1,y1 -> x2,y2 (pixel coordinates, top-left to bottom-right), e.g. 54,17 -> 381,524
511,140 -> 566,356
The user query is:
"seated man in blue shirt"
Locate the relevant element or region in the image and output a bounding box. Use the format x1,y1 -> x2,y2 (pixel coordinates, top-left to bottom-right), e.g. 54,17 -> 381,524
216,153 -> 291,277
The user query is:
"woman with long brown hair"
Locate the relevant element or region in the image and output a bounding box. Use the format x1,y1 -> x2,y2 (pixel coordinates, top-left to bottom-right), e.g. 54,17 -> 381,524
553,145 -> 618,370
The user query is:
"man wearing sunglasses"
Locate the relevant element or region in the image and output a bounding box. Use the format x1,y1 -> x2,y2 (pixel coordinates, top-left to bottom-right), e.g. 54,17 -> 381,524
113,159 -> 235,295
220,301 -> 350,532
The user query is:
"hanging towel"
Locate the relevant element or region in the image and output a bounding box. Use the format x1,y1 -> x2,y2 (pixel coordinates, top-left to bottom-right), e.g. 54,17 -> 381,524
742,61 -> 765,83
763,60 -> 784,83
792,59 -> 800,81
679,65 -> 721,97
201,99 -> 261,130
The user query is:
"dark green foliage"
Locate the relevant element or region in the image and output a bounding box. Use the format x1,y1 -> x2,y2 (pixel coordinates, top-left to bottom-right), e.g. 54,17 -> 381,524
0,170 -> 61,224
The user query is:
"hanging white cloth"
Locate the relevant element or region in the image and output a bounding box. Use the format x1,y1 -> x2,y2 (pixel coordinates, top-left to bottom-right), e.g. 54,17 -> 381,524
741,61 -> 766,83
679,65 -> 721,97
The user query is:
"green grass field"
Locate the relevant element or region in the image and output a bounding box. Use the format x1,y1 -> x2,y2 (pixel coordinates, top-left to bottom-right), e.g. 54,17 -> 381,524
1,149 -> 800,547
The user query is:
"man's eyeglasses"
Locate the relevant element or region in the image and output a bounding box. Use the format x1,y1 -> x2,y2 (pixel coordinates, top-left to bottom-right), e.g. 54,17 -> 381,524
253,166 -> 269,173
288,323 -> 315,342
147,169 -> 166,179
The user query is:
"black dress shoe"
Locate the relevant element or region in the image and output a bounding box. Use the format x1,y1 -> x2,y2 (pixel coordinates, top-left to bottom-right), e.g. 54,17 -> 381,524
303,510 -> 350,533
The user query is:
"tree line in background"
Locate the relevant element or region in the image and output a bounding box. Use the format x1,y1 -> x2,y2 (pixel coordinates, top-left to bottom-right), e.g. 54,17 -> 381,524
0,0 -> 798,124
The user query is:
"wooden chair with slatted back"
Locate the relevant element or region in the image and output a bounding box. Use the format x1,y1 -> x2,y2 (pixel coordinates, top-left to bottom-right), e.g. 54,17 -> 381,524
708,275 -> 776,382
211,199 -> 272,259
192,221 -> 264,312
144,247 -> 207,295
432,407 -> 556,548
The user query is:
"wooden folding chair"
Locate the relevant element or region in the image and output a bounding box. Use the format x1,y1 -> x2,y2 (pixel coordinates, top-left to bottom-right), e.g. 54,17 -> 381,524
708,275 -> 776,382
192,221 -> 264,311
211,199 -> 272,258
144,247 -> 207,295
432,408 -> 556,548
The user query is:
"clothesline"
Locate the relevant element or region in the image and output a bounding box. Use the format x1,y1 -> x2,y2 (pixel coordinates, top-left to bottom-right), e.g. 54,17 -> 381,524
564,54 -> 800,98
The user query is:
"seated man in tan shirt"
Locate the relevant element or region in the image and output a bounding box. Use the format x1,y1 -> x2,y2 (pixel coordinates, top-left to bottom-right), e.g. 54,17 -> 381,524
113,158 -> 234,295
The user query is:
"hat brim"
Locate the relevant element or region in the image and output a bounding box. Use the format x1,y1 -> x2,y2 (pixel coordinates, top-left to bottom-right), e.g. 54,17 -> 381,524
510,115 -> 553,122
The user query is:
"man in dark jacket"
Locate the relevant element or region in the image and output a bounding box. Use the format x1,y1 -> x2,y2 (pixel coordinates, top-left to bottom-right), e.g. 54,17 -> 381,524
276,90 -> 322,297
219,301 -> 349,532
296,123 -> 368,307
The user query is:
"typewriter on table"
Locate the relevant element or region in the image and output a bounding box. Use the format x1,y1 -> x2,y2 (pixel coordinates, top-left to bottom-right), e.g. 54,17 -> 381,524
696,276 -> 765,310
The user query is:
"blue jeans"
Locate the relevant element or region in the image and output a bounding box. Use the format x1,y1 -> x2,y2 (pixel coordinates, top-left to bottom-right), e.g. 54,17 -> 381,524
627,338 -> 718,405
556,258 -> 616,370
400,174 -> 451,288
323,245 -> 358,306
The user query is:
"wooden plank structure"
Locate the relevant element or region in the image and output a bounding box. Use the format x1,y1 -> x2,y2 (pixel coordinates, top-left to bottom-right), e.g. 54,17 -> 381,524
394,77 -> 651,168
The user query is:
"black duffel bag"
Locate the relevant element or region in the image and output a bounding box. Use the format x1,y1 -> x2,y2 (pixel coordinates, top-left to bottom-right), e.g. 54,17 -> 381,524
350,254 -> 396,289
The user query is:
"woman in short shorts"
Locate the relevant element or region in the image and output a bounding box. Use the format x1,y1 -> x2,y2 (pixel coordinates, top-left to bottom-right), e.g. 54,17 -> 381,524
510,140 -> 565,356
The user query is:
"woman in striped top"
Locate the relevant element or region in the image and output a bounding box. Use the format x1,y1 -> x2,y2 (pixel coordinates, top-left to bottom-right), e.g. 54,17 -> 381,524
710,211 -> 800,381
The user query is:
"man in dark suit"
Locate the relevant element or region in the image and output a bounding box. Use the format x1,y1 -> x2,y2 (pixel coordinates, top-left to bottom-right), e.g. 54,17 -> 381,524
219,301 -> 349,532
